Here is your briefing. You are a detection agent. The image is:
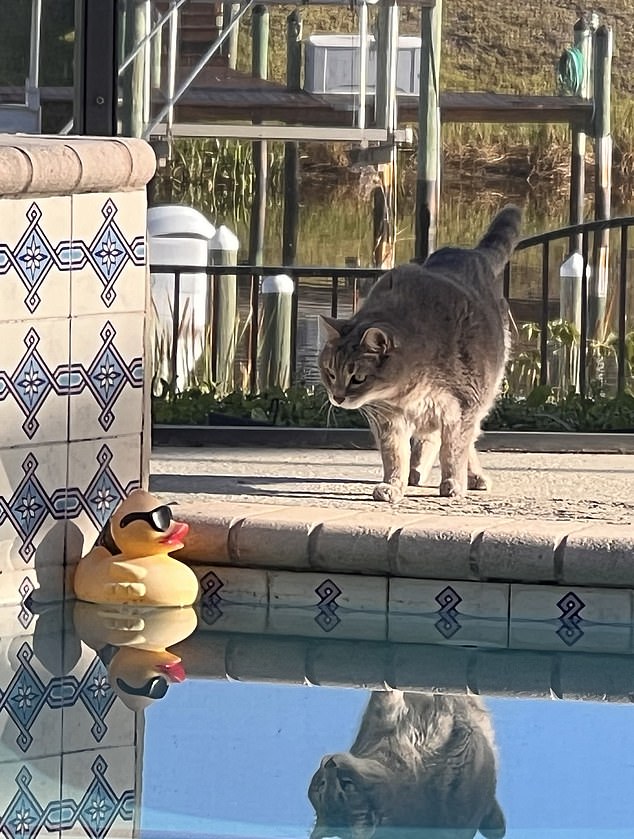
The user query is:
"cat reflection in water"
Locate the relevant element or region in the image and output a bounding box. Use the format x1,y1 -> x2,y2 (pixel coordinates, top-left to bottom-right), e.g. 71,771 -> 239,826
308,691 -> 505,839
318,206 -> 522,501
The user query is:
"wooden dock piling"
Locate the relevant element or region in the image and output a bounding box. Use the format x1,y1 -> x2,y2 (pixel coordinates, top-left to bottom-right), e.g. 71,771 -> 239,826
568,16 -> 592,252
591,23 -> 612,340
248,4 -> 269,267
415,0 -> 442,261
373,0 -> 399,269
282,10 -> 302,266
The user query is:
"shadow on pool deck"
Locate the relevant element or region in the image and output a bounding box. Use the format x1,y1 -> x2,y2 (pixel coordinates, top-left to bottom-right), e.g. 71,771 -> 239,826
151,446 -> 634,525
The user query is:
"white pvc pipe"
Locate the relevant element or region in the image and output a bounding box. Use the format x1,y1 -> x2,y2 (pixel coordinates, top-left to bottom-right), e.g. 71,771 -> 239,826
262,274 -> 294,294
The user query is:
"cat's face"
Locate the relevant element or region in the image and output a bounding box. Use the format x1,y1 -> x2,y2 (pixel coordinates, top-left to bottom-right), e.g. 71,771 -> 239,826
318,318 -> 399,409
308,753 -> 384,839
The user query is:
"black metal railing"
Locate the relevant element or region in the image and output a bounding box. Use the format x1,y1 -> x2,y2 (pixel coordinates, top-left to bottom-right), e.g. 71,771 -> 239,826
505,215 -> 634,398
151,216 -> 634,399
149,264 -> 383,396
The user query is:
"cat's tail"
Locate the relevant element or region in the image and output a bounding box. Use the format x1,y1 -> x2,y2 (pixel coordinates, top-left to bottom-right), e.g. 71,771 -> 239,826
476,205 -> 522,275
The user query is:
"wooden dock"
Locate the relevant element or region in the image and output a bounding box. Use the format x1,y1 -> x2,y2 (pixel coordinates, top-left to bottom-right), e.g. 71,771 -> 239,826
0,67 -> 593,135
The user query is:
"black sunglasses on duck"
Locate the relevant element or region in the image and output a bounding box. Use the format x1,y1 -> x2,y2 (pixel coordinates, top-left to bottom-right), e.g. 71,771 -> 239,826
119,505 -> 173,533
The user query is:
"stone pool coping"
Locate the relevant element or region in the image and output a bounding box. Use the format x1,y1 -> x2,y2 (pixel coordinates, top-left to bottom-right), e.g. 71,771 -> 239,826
178,500 -> 634,588
0,134 -> 156,196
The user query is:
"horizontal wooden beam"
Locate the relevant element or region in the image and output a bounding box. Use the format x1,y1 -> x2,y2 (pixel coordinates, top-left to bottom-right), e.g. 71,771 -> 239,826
437,92 -> 593,128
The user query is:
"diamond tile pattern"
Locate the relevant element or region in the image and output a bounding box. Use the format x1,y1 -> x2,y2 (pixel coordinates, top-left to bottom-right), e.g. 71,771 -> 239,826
0,200 -> 144,315
0,756 -> 134,839
0,603 -> 137,839
0,191 -> 147,605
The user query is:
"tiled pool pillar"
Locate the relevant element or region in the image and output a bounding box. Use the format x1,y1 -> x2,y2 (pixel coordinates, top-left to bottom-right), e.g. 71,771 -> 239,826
0,135 -> 155,612
0,135 -> 154,839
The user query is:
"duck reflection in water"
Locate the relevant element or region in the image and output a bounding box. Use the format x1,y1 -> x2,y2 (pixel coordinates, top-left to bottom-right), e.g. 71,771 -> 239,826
308,691 -> 505,839
73,602 -> 197,711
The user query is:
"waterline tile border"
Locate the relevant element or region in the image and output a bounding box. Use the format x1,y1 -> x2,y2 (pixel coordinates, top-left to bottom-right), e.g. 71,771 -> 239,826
191,564 -> 634,655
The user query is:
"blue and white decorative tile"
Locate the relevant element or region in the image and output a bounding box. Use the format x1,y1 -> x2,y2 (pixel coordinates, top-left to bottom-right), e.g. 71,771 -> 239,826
388,579 -> 509,648
65,436 -> 142,567
0,443 -> 69,582
61,748 -> 136,839
0,196 -> 72,321
0,320 -> 70,448
61,646 -> 136,754
70,192 -> 147,317
267,571 -> 387,640
0,637 -> 65,761
68,314 -> 144,441
509,584 -> 632,653
0,756 -> 61,837
0,568 -> 59,620
0,604 -> 38,642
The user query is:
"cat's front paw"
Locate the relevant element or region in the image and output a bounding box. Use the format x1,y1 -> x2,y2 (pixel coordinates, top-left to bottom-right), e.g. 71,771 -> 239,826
468,472 -> 490,491
373,482 -> 403,503
439,478 -> 464,498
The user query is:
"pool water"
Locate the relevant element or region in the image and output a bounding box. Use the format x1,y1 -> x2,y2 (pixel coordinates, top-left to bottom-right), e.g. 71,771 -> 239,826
5,599 -> 634,839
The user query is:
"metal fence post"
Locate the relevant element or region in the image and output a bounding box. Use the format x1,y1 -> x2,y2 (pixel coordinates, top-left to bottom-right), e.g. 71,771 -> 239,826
74,0 -> 117,136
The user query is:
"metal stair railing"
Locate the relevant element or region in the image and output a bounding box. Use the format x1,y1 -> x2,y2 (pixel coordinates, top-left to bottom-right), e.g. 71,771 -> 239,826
143,0 -> 254,140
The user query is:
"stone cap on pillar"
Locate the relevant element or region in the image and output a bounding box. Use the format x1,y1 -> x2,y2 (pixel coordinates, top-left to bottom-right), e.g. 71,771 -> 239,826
0,134 -> 156,197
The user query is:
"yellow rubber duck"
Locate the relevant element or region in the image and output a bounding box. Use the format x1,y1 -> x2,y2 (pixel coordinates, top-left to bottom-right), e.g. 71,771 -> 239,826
73,489 -> 199,607
73,601 -> 197,710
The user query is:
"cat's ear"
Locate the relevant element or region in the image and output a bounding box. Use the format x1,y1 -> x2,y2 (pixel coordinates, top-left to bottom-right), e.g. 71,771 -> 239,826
361,326 -> 394,355
320,315 -> 345,341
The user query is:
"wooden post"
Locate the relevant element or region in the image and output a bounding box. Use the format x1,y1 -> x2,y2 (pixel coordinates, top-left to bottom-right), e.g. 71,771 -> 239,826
210,226 -> 240,394
223,1 -> 241,70
248,4 -> 269,267
119,0 -> 148,137
372,161 -> 397,268
591,23 -> 612,339
415,0 -> 442,261
373,0 -> 399,269
259,275 -> 294,391
568,16 -> 592,252
150,2 -> 162,90
283,10 -> 302,266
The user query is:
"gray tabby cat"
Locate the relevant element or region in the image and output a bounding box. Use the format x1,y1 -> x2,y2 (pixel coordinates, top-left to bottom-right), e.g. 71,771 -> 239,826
308,691 -> 506,839
319,206 -> 522,501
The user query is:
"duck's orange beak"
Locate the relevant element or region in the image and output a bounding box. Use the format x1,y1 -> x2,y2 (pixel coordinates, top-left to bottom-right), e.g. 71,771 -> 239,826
156,658 -> 186,683
159,520 -> 189,547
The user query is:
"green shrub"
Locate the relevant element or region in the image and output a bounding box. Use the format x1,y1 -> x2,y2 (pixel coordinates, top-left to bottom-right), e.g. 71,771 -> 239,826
153,383 -> 634,432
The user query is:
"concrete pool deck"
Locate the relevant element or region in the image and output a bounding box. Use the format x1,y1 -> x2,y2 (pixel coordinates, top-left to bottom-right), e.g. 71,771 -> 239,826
150,446 -> 634,587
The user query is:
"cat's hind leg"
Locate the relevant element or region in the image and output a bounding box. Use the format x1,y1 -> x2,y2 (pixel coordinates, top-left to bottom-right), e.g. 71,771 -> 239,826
467,442 -> 491,491
438,405 -> 472,497
408,431 -> 440,486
